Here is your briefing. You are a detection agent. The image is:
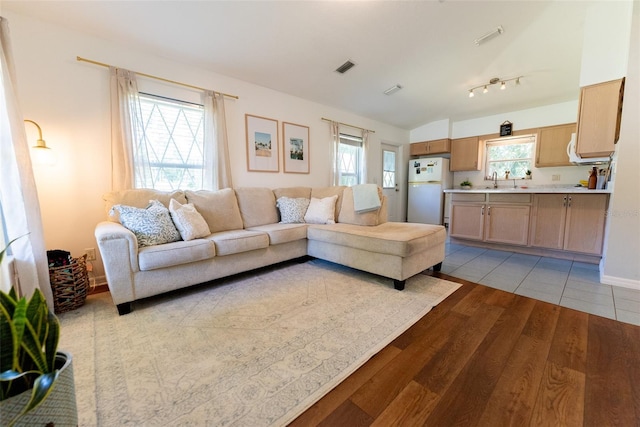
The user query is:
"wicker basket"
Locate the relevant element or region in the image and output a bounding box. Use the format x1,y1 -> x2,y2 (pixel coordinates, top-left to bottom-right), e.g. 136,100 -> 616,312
49,254 -> 89,314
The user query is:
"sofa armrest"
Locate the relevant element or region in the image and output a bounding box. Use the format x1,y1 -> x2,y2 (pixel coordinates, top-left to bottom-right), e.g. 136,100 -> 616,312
94,221 -> 139,304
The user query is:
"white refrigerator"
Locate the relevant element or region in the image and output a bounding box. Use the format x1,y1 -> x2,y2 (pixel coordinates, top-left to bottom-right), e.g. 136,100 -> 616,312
407,157 -> 452,225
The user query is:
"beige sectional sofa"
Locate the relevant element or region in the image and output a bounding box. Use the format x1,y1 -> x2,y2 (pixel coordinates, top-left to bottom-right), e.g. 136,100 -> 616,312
95,186 -> 446,315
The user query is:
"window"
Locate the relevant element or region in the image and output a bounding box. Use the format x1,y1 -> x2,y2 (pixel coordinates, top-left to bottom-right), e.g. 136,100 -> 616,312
338,133 -> 363,186
485,135 -> 535,179
134,93 -> 205,190
382,149 -> 396,189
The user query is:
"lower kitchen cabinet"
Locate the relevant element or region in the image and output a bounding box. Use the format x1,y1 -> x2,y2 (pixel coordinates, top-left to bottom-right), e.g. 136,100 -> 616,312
529,193 -> 608,255
450,193 -> 530,245
484,204 -> 531,245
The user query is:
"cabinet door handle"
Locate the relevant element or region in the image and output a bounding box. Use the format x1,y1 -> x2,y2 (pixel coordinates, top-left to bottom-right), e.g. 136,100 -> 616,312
487,206 -> 491,216
568,196 -> 572,207
563,195 -> 567,207
481,206 -> 485,216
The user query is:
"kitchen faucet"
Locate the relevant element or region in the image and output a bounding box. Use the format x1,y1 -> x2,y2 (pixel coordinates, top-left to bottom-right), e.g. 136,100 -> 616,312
492,171 -> 498,188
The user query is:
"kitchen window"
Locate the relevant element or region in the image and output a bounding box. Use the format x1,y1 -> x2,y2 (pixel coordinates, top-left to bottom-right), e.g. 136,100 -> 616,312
338,133 -> 363,186
485,135 -> 535,180
134,93 -> 205,190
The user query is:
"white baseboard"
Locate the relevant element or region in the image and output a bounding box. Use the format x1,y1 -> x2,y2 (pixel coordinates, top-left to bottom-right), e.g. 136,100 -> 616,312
600,273 -> 640,290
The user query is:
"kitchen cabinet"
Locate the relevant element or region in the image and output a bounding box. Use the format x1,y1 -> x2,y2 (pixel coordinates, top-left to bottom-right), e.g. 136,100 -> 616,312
529,193 -> 608,255
450,136 -> 481,171
450,193 -> 531,245
575,78 -> 625,158
410,138 -> 451,156
535,123 -> 575,167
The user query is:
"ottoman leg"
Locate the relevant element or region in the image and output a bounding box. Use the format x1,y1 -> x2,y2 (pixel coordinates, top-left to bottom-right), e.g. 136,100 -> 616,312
394,279 -> 405,291
433,262 -> 443,272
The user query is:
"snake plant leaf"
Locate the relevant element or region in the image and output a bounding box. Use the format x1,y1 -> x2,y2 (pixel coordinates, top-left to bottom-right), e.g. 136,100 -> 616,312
44,312 -> 60,371
19,370 -> 60,415
20,318 -> 48,373
10,298 -> 28,371
0,369 -> 39,381
0,301 -> 18,373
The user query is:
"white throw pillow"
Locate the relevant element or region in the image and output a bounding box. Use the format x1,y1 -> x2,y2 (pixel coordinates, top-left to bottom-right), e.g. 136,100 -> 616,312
110,200 -> 181,247
169,198 -> 211,241
276,197 -> 310,224
304,195 -> 338,224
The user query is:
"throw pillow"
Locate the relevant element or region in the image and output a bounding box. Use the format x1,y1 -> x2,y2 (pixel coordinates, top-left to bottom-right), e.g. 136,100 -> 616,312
276,197 -> 310,224
110,200 -> 181,247
168,198 -> 211,241
304,195 -> 338,224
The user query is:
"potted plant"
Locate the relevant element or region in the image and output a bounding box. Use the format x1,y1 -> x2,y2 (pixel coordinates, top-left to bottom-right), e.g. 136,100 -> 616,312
0,238 -> 77,426
460,180 -> 472,190
525,169 -> 532,179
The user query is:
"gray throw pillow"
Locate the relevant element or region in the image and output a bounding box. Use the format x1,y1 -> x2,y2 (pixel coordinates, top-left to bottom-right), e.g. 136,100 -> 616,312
276,197 -> 310,223
111,199 -> 181,247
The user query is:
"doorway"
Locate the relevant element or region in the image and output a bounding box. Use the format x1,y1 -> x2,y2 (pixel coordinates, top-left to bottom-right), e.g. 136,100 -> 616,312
381,143 -> 400,222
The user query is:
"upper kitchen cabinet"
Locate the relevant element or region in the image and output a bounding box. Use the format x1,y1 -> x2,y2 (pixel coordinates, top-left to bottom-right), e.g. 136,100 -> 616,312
450,136 -> 481,171
575,78 -> 625,158
409,138 -> 451,156
535,123 -> 576,167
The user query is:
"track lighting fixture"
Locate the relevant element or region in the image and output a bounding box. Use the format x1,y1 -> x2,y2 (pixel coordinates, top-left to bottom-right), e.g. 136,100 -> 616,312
467,76 -> 523,98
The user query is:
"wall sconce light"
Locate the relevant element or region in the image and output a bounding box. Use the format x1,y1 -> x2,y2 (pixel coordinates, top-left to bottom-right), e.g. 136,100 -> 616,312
24,119 -> 56,165
467,76 -> 523,98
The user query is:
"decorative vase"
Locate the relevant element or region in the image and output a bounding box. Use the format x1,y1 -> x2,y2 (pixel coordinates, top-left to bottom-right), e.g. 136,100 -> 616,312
0,351 -> 78,427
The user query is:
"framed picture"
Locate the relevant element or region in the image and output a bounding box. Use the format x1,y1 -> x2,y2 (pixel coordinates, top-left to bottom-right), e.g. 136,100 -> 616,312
282,122 -> 310,174
246,114 -> 279,172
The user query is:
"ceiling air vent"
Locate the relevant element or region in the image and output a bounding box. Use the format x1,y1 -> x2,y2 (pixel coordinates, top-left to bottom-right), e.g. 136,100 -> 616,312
335,60 -> 356,74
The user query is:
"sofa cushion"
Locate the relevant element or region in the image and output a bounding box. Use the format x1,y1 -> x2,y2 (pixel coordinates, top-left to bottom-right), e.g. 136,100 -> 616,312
169,199 -> 211,241
138,239 -> 216,271
311,186 -> 346,221
304,195 -> 338,224
104,189 -> 187,222
111,200 -> 181,247
338,186 -> 384,226
206,230 -> 269,256
185,188 -> 244,233
307,222 -> 446,258
273,187 -> 311,200
234,187 -> 279,228
276,197 -> 310,224
247,223 -> 308,245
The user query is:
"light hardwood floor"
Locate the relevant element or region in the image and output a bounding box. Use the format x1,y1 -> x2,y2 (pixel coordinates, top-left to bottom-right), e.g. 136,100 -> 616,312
289,272 -> 640,426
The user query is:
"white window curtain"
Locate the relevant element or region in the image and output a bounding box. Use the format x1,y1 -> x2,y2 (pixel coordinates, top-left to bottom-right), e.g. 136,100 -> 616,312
110,66 -> 153,190
330,121 -> 340,186
361,129 -> 370,183
0,17 -> 53,307
203,90 -> 232,190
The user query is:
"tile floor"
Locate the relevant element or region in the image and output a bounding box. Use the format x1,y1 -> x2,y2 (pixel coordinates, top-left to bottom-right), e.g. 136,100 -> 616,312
443,240 -> 640,326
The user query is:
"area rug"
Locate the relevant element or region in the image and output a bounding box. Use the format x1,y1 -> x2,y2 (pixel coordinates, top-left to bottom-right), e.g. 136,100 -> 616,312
57,259 -> 461,426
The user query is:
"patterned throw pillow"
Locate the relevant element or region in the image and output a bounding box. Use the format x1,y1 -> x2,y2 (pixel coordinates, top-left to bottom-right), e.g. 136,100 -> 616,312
276,197 -> 310,224
169,199 -> 211,241
110,200 -> 181,247
304,195 -> 338,224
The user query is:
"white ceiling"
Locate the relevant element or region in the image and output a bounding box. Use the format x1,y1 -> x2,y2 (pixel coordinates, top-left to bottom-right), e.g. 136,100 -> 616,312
3,1 -> 591,130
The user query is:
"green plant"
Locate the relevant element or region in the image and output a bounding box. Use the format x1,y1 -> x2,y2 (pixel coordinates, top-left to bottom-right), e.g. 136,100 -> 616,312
525,169 -> 532,175
460,180 -> 472,187
0,236 -> 61,426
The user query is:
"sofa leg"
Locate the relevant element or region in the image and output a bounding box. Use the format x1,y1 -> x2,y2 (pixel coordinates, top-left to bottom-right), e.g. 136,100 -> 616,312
116,302 -> 132,316
433,262 -> 443,272
394,279 -> 405,291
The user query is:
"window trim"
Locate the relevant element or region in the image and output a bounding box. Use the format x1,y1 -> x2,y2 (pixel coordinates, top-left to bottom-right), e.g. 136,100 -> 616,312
484,134 -> 535,180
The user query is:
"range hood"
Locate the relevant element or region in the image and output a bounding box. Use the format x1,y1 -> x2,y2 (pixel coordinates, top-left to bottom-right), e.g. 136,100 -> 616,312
566,133 -> 612,165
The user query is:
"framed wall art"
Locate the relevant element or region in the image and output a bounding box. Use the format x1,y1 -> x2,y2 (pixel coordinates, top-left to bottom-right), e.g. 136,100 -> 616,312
282,122 -> 310,174
246,114 -> 279,172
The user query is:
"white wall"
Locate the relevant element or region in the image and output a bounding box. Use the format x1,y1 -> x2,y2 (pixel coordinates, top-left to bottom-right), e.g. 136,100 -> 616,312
601,1 -> 640,288
5,11 -> 408,280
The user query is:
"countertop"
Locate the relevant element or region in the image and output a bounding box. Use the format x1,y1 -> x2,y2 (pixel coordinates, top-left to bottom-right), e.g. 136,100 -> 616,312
444,186 -> 611,194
